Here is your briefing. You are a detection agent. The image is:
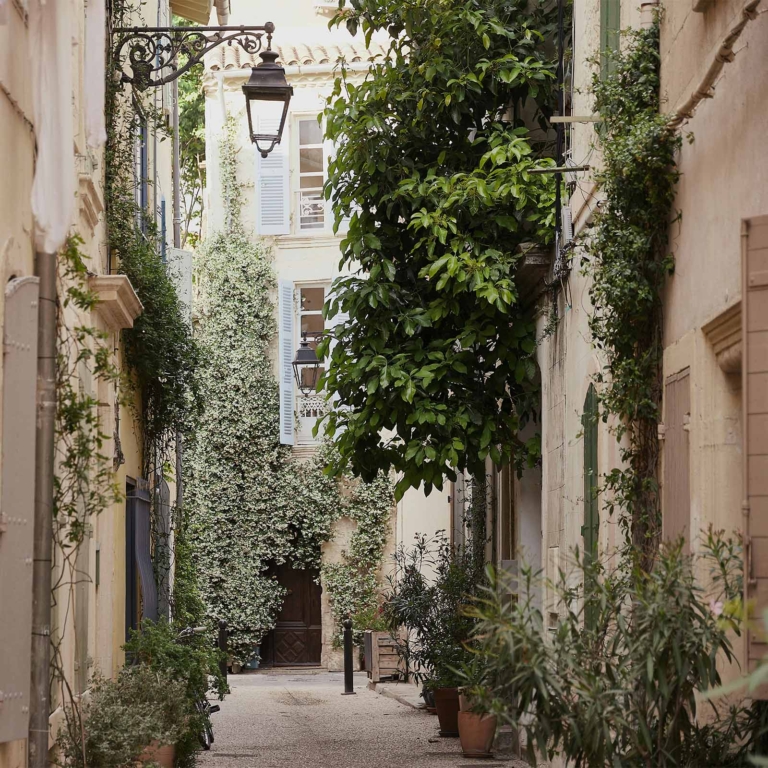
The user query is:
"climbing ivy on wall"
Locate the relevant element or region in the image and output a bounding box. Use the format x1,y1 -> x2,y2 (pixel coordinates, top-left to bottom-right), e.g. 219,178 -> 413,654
584,19 -> 681,569
187,120 -> 394,662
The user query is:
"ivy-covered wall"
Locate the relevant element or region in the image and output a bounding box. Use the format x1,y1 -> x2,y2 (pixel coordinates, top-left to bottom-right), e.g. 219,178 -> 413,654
187,119 -> 394,664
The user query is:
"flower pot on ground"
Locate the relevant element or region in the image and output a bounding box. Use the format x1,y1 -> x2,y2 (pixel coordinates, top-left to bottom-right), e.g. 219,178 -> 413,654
421,684 -> 436,713
139,741 -> 175,768
458,711 -> 497,758
433,687 -> 460,736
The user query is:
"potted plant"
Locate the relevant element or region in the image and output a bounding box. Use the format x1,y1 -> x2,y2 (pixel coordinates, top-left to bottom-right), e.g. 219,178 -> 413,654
456,655 -> 497,758
56,666 -> 187,768
421,678 -> 437,712
383,536 -> 480,737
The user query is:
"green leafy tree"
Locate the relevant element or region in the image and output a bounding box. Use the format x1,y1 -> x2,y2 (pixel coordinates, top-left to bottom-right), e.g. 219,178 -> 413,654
178,61 -> 206,249
319,0 -> 559,498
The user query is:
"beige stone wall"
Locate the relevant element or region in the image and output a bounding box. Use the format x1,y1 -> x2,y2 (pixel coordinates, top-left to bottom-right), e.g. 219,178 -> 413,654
659,1 -> 768,680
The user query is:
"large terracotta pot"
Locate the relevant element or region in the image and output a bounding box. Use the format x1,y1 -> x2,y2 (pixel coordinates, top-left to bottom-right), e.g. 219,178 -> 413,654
458,711 -> 497,758
139,741 -> 175,768
433,687 -> 460,736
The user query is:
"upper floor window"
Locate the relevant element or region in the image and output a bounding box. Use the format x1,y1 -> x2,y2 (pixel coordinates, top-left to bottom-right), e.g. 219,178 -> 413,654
297,119 -> 326,231
600,0 -> 620,78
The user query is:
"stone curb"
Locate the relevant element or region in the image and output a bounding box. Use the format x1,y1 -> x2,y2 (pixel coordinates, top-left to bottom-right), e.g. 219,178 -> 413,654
367,680 -> 426,710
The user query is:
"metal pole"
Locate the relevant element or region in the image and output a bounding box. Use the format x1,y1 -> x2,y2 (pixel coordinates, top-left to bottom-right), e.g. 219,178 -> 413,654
218,620 -> 228,681
172,59 -> 184,616
29,250 -> 57,768
172,75 -> 182,249
342,618 -> 355,695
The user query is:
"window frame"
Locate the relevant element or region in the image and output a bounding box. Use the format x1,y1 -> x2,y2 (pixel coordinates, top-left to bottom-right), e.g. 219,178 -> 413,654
294,116 -> 327,233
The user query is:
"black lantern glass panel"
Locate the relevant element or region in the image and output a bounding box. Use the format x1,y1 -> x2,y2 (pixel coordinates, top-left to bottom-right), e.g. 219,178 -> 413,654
242,48 -> 293,158
292,334 -> 321,396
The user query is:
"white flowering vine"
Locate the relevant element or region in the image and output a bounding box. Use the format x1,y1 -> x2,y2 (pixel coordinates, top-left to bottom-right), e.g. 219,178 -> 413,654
187,119 -> 393,663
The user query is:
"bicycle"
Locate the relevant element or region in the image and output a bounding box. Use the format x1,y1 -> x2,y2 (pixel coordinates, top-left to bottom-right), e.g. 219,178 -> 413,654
176,627 -> 221,751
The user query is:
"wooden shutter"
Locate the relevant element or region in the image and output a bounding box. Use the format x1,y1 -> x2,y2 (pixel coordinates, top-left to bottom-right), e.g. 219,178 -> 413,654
0,276 -> 39,742
278,280 -> 295,445
135,478 -> 158,622
256,117 -> 290,235
75,529 -> 91,694
663,368 -> 691,554
600,0 -> 620,78
582,384 -> 599,561
582,384 -> 599,629
744,215 -> 768,694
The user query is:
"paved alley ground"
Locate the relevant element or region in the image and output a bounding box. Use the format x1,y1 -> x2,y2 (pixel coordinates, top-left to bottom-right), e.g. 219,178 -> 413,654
199,671 -> 529,768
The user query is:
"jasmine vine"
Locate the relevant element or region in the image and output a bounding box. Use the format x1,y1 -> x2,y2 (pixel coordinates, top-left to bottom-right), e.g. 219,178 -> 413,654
187,120 -> 394,662
584,19 -> 681,567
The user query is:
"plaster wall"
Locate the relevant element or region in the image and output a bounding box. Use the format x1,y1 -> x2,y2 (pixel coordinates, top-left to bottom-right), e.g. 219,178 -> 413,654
397,485 -> 453,582
0,0 -> 174,760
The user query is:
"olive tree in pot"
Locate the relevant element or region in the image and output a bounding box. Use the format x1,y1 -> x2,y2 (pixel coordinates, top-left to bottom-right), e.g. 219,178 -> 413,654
384,535 -> 480,737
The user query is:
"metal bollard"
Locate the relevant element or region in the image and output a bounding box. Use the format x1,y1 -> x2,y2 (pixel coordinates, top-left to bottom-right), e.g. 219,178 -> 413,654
341,618 -> 356,695
218,619 -> 228,681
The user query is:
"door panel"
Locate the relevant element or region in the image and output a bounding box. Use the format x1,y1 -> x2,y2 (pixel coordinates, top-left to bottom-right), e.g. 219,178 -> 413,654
744,215 -> 768,698
270,564 -> 322,666
663,368 -> 691,553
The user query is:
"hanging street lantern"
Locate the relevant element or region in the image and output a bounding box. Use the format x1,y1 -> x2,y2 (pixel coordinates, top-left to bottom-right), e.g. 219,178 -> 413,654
292,333 -> 321,396
242,39 -> 294,158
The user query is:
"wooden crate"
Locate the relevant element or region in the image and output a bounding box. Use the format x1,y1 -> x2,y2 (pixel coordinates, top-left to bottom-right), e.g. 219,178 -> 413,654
364,630 -> 402,682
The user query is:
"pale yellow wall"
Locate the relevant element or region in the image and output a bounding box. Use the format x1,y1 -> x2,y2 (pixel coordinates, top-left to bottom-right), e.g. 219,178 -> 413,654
0,0 -> 174,760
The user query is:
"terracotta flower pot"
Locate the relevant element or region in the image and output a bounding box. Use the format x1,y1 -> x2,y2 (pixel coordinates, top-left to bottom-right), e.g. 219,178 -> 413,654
458,711 -> 497,758
433,687 -> 460,736
139,741 -> 175,768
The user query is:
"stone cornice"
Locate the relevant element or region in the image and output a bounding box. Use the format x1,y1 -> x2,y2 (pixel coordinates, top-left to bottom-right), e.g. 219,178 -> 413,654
89,275 -> 144,331
702,299 -> 741,374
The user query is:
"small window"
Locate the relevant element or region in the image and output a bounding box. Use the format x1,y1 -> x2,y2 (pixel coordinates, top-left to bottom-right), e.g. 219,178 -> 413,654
297,119 -> 325,231
600,0 -> 620,78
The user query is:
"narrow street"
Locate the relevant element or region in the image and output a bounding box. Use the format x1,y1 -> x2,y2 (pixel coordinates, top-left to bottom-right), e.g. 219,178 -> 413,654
200,672 -> 524,768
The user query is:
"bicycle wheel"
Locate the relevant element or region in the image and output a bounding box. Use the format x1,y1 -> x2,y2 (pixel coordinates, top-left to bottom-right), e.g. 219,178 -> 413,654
196,701 -> 212,750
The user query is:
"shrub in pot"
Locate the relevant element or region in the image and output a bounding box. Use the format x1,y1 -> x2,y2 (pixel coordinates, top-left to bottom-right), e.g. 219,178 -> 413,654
124,619 -> 228,765
383,535 -> 482,736
456,653 -> 497,756
56,665 -> 187,768
466,533 -> 765,767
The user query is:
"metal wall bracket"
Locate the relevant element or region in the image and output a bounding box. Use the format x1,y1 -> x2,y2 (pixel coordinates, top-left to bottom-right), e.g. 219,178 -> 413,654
111,23 -> 274,90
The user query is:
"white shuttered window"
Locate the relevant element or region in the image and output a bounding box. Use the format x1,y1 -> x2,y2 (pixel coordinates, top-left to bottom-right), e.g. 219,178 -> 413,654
278,280 -> 295,445
256,118 -> 290,235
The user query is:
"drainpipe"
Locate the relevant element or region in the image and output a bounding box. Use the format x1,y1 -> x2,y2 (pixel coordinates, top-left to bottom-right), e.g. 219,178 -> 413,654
29,249 -> 57,768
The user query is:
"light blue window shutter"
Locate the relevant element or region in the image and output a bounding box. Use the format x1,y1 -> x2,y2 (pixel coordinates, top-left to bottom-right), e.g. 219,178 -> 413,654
257,118 -> 290,235
278,279 -> 295,445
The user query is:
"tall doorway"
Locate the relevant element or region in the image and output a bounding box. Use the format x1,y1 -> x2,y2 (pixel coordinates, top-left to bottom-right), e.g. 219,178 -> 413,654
261,564 -> 322,667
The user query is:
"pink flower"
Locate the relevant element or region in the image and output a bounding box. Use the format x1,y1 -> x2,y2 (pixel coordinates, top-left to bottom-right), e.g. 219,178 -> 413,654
709,600 -> 724,617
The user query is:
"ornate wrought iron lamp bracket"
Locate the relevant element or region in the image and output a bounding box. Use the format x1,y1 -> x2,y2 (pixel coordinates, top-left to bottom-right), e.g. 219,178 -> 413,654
111,22 -> 275,91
